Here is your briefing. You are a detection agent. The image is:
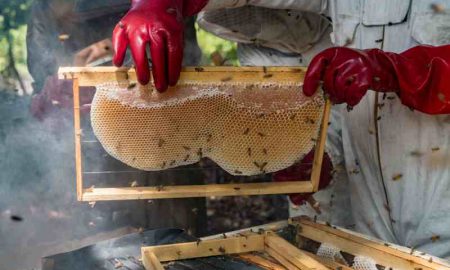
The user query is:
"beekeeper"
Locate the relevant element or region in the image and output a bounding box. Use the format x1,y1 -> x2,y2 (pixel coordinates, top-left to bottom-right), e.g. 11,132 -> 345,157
113,0 -> 450,258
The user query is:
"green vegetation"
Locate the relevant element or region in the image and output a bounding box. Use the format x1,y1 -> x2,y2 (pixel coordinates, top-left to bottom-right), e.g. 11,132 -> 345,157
195,23 -> 239,66
0,0 -> 33,86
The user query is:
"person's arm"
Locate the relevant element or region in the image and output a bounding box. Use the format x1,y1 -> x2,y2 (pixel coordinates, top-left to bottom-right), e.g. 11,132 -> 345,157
26,2 -> 58,93
303,45 -> 450,115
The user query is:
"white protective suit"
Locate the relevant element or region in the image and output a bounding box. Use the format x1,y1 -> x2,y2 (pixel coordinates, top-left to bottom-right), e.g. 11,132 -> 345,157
198,0 -> 450,258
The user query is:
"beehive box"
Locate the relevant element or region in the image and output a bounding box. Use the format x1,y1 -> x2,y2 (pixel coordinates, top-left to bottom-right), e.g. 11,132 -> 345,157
141,218 -> 450,270
58,67 -> 331,202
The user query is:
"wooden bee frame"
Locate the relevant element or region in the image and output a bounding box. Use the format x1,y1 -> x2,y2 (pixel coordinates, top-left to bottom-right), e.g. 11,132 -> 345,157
141,218 -> 450,270
58,66 -> 331,202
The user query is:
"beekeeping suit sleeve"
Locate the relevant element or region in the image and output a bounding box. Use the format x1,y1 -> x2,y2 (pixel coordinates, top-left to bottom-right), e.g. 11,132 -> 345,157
27,2 -> 60,93
203,0 -> 327,13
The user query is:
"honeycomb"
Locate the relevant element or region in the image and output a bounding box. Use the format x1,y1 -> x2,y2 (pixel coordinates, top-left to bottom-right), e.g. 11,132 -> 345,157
90,81 -> 324,176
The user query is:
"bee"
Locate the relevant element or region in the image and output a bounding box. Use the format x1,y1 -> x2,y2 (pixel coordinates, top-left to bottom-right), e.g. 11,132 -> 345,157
58,34 -> 70,41
184,155 -> 190,162
158,139 -> 165,147
161,161 -> 166,169
243,128 -> 250,135
127,83 -> 136,90
290,114 -> 296,120
305,117 -> 315,124
183,146 -> 191,151
197,148 -> 203,158
170,160 -> 176,166
262,148 -> 268,155
206,134 -> 212,142
431,235 -> 440,242
263,74 -> 273,78
218,247 -> 226,253
130,181 -> 138,187
247,147 -> 252,157
234,170 -> 243,175
257,132 -> 266,137
392,174 -> 403,181
195,67 -> 204,72
221,77 -> 232,82
431,147 -> 440,152
410,150 -> 423,157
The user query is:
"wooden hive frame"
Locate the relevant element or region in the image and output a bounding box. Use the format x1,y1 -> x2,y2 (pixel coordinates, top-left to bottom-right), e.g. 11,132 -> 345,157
141,218 -> 450,270
58,66 -> 331,202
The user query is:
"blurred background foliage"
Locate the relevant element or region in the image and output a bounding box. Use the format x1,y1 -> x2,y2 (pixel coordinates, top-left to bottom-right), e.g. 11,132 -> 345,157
0,0 -> 238,94
0,0 -> 33,91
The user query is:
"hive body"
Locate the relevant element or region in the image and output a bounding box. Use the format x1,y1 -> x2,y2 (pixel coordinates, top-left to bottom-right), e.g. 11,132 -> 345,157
91,82 -> 324,176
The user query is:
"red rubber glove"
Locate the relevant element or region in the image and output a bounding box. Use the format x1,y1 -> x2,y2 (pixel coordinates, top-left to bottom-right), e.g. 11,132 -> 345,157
304,45 -> 450,114
112,0 -> 209,92
273,149 -> 333,206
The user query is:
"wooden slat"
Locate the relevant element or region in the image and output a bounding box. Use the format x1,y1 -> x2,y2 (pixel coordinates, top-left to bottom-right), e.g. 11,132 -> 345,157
265,247 -> 300,270
142,234 -> 264,262
81,181 -> 313,201
237,253 -> 287,270
264,233 -> 328,270
311,99 -> 331,192
202,220 -> 288,241
142,251 -> 164,270
58,66 -> 306,86
297,219 -> 450,270
72,78 -> 83,201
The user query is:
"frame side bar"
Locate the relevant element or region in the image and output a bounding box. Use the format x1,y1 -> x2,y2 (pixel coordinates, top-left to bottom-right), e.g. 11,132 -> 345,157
73,78 -> 84,201
310,98 -> 331,192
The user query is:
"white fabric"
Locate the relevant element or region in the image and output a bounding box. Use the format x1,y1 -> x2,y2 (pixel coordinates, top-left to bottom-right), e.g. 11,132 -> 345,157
204,0 -> 328,13
198,5 -> 331,54
324,0 -> 450,259
198,0 -> 450,259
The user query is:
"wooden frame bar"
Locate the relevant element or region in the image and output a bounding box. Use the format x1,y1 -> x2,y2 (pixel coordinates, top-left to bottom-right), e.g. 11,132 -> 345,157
294,218 -> 450,270
140,231 -> 327,270
139,220 -> 450,270
264,232 -> 328,270
59,66 -> 330,201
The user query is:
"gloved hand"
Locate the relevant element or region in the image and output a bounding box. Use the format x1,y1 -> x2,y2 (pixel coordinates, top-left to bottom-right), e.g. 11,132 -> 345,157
303,45 -> 450,114
112,0 -> 209,92
273,149 -> 333,206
